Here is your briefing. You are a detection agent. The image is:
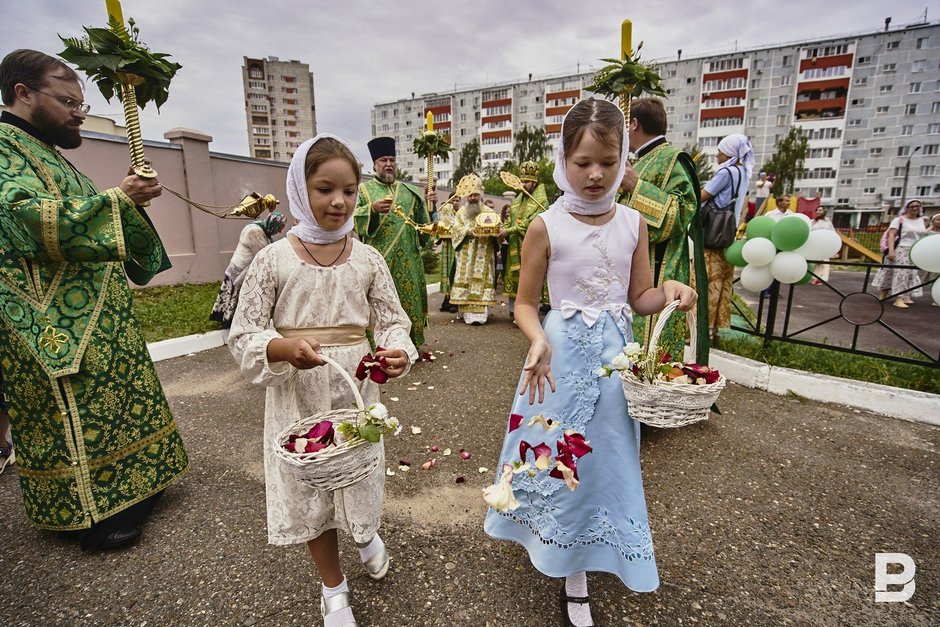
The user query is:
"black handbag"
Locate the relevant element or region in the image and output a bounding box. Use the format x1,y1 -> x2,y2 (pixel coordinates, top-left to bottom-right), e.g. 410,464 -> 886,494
701,167 -> 742,249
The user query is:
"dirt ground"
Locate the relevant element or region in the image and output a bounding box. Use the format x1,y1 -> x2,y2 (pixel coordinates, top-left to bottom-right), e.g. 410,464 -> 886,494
1,294 -> 937,626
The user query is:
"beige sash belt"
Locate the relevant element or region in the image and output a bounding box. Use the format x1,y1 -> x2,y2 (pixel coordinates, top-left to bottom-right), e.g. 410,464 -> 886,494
275,325 -> 367,346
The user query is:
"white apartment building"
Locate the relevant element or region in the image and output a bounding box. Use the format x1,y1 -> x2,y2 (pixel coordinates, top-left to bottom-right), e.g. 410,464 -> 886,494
242,56 -> 317,162
372,21 -> 940,226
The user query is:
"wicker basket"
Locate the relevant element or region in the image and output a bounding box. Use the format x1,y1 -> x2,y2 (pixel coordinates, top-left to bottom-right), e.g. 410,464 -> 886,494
274,355 -> 383,491
620,300 -> 726,428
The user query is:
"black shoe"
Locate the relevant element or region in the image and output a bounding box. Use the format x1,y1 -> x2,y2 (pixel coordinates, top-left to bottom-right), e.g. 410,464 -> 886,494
98,526 -> 141,550
559,584 -> 597,626
446,305 -> 459,313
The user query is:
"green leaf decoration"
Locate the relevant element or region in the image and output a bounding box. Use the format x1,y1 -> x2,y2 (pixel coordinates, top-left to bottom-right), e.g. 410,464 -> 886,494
586,42 -> 666,101
412,131 -> 454,160
58,19 -> 181,111
358,424 -> 382,443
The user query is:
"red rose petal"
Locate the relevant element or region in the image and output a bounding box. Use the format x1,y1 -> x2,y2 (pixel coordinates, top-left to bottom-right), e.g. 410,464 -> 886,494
508,413 -> 524,432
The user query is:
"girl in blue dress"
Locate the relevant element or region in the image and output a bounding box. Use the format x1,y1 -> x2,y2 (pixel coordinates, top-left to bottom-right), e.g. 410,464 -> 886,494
484,98 -> 697,626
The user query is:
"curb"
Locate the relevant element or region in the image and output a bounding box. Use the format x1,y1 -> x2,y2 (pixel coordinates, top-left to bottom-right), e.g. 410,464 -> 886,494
148,282 -> 442,363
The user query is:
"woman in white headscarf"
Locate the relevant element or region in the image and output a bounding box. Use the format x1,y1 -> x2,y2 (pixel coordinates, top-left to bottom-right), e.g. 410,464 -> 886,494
700,133 -> 754,346
228,134 -> 418,626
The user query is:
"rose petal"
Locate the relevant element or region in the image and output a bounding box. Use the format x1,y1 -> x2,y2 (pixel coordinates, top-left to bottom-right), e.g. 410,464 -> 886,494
411,426 -> 422,435
508,413 -> 524,433
442,448 -> 452,456
427,386 -> 435,390
386,467 -> 396,476
455,476 -> 465,484
398,459 -> 411,467
398,465 -> 410,472
305,441 -> 328,453
421,459 -> 435,471
460,449 -> 472,460
390,397 -> 400,402
561,432 -> 593,458
478,467 -> 489,474
430,445 -> 440,452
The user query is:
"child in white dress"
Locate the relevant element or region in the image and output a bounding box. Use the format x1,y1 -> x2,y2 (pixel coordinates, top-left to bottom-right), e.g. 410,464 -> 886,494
229,134 -> 417,627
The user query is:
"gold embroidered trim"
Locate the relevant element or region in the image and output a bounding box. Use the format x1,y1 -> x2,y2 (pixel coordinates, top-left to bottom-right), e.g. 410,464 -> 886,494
62,378 -> 99,519
39,199 -> 62,261
107,188 -> 128,261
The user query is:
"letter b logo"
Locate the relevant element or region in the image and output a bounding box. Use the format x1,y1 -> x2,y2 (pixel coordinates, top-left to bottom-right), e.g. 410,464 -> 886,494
875,553 -> 915,602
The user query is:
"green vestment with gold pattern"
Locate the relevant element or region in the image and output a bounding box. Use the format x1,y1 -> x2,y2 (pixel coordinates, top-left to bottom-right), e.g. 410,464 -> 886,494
621,142 -> 707,363
450,206 -> 498,310
354,179 -> 429,346
0,122 -> 188,531
502,183 -> 548,298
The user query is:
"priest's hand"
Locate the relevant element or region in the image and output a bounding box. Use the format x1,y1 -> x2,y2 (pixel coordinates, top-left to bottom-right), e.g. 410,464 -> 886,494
498,228 -> 508,240
267,337 -> 326,369
375,348 -> 409,378
519,338 -> 555,405
425,190 -> 438,204
120,174 -> 162,205
619,162 -> 638,194
373,198 -> 393,214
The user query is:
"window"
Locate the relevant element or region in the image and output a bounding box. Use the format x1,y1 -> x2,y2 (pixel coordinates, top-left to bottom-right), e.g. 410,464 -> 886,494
782,55 -> 792,66
750,98 -> 759,107
876,106 -> 889,114
916,38 -> 927,49
906,104 -> 918,116
873,127 -> 886,134
910,82 -> 922,93
915,186 -> 931,196
879,85 -> 893,93
886,40 -> 900,50
897,146 -> 910,156
920,165 -> 936,176
930,123 -> 940,134
863,187 -> 876,194
870,148 -> 883,156
684,95 -> 695,103
775,114 -> 788,125
854,77 -> 868,86
912,60 -> 926,72
846,139 -> 858,146
883,63 -> 897,72
282,76 -> 296,83
751,79 -> 760,89
902,125 -> 914,135
842,158 -> 856,166
866,168 -> 879,175
687,77 -> 695,84
858,56 -> 870,64
851,98 -> 865,106
778,94 -> 790,105
247,80 -> 265,89
837,198 -> 850,204
682,113 -> 694,121
839,178 -> 853,185
933,102 -> 940,114
780,75 -> 792,86
889,187 -> 902,197
847,119 -> 862,127
924,144 -> 939,155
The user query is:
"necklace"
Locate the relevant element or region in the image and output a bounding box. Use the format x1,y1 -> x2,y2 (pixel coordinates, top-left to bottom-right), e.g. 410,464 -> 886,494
299,235 -> 348,267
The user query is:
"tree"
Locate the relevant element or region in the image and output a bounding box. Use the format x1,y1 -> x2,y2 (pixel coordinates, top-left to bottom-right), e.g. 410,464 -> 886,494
513,124 -> 551,163
762,127 -> 809,195
395,167 -> 413,182
683,144 -> 714,184
452,138 -> 481,183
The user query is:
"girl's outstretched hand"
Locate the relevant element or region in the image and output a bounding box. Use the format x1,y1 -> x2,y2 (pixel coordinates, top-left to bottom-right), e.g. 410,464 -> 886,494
375,348 -> 409,378
268,337 -> 326,369
519,338 -> 555,405
663,280 -> 697,312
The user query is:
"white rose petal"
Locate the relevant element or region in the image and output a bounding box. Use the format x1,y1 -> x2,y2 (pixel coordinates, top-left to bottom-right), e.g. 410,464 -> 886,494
386,467 -> 396,476
389,397 -> 400,402
368,403 -> 389,422
442,448 -> 452,456
398,464 -> 410,472
478,467 -> 489,474
411,425 -> 422,435
293,438 -> 308,453
610,353 -> 632,370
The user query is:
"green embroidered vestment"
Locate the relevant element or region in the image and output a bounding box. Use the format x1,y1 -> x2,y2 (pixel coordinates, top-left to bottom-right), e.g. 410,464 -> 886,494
502,183 -> 548,298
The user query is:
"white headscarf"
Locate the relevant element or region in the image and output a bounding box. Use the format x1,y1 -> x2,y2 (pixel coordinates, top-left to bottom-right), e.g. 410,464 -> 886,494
550,99 -> 630,216
286,133 -> 358,244
717,134 -> 755,180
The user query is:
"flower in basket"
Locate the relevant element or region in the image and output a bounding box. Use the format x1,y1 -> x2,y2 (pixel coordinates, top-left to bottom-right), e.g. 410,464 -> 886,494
356,348 -> 389,384
600,343 -> 721,386
681,364 -> 722,385
286,420 -> 336,453
336,402 -> 401,443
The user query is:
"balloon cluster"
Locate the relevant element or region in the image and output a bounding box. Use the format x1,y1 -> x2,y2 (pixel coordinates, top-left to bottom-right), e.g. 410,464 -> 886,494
725,214 -> 843,292
909,233 -> 940,306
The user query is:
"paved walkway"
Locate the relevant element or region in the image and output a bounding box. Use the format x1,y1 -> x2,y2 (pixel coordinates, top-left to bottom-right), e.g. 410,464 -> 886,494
1,296 -> 938,626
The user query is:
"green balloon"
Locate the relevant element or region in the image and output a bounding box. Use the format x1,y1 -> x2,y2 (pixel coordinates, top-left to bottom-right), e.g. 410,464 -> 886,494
795,270 -> 813,285
746,216 -> 774,240
771,216 -> 810,251
725,239 -> 747,267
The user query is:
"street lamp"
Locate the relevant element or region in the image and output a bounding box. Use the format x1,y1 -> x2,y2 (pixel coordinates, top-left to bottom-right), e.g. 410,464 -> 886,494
898,145 -> 922,213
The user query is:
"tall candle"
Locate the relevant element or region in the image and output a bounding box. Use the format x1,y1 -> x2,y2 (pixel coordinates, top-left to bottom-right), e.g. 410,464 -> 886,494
106,0 -> 124,26
621,19 -> 633,60
426,111 -> 434,132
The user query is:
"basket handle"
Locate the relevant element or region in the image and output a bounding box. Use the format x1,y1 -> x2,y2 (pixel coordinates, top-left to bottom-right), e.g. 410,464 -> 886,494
319,354 -> 367,412
646,299 -> 684,361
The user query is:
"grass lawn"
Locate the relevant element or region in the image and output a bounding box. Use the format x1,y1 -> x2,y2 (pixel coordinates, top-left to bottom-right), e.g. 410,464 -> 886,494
131,282 -> 223,343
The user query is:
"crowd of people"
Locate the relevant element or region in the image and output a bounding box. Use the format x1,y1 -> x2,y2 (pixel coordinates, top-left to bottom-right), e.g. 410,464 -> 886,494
0,45 -> 936,627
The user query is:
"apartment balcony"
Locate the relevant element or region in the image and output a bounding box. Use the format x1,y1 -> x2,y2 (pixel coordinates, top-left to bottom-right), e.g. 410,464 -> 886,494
794,97 -> 846,120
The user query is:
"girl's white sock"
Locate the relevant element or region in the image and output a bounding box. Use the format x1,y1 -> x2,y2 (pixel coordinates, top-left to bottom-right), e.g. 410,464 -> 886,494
565,572 -> 593,626
322,577 -> 348,599
357,534 -> 384,563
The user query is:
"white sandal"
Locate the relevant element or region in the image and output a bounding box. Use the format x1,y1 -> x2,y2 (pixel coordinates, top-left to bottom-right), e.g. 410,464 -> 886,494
320,591 -> 358,627
362,545 -> 390,580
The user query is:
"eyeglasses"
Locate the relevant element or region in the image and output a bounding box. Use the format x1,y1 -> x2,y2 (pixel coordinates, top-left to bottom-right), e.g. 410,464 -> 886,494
33,89 -> 91,114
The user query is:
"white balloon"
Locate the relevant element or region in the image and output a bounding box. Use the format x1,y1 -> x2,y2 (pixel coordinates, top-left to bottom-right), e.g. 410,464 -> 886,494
742,237 -> 777,266
909,233 -> 940,273
740,263 -> 775,292
816,229 -> 843,259
770,251 -> 809,283
932,278 -> 940,306
795,229 -> 842,261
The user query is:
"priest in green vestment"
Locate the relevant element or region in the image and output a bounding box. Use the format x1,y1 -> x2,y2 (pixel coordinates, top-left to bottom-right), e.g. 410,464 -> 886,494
0,50 -> 188,548
500,161 -> 548,318
450,175 -> 498,325
619,98 -> 709,364
435,199 -> 458,312
354,137 -> 431,348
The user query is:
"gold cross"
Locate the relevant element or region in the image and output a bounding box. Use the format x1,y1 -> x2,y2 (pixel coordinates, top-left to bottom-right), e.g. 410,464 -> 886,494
39,325 -> 69,355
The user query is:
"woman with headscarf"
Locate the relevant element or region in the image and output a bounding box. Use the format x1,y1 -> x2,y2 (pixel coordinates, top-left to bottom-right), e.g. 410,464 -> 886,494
228,134 -> 417,626
700,134 -> 753,346
210,211 -> 287,328
871,199 -> 928,308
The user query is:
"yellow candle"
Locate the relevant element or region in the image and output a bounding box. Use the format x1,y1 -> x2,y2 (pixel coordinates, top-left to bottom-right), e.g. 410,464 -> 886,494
621,19 -> 632,60
106,0 -> 124,25
426,111 -> 434,132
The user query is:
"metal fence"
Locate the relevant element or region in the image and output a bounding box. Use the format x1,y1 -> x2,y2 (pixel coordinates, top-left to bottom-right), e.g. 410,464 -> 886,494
730,260 -> 939,368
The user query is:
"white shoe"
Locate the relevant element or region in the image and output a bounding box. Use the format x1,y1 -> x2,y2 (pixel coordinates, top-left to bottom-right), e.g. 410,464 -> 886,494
321,592 -> 358,627
362,545 -> 390,580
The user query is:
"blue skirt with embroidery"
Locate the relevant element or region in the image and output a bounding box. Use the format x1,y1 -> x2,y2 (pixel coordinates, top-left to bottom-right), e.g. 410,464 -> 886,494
483,310 -> 659,591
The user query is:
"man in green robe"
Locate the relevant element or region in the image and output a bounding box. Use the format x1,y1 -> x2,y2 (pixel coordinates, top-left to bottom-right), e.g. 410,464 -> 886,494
354,137 -> 431,348
450,175 -> 499,325
499,161 -> 548,319
435,199 -> 458,312
619,98 -> 709,364
0,50 -> 188,550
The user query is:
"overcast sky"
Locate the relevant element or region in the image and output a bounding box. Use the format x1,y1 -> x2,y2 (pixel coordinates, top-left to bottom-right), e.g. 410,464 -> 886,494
1,1 -> 931,168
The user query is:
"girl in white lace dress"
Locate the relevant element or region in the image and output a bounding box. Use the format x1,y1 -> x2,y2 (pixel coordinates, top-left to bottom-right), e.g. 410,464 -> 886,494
229,134 -> 417,627
484,99 -> 697,627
